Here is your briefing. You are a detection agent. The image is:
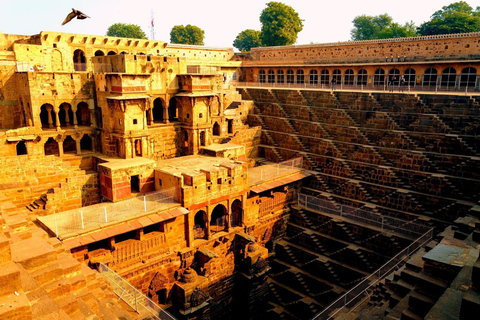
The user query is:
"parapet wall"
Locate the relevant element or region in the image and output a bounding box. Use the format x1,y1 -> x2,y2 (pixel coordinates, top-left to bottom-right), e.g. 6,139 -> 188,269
249,32 -> 480,64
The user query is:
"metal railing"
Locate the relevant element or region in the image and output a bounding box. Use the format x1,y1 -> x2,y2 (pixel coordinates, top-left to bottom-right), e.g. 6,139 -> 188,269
98,263 -> 176,320
298,193 -> 431,239
248,157 -> 303,186
234,81 -> 480,93
39,188 -> 177,238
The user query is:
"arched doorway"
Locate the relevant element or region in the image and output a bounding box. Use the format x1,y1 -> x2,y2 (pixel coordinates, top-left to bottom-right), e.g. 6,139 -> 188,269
200,131 -> 206,146
320,69 -> 329,85
344,69 -> 354,85
63,136 -> 76,154
267,70 -> 275,83
94,50 -> 105,57
73,49 -> 86,71
286,69 -> 294,83
404,68 -> 416,87
357,69 -> 368,86
193,210 -> 207,240
213,122 -> 220,136
422,68 -> 438,87
152,98 -> 164,123
296,70 -> 305,84
388,68 -> 400,85
76,102 -> 90,126
227,119 -> 233,134
309,70 -> 318,85
40,104 -> 56,128
231,199 -> 242,227
148,273 -> 168,305
16,141 -> 27,155
107,51 -> 116,56
440,67 -> 456,88
459,67 -> 477,88
332,69 -> 341,85
80,135 -> 93,152
168,98 -> 177,121
44,137 -> 59,156
58,103 -> 73,127
373,68 -> 385,86
277,70 -> 284,83
210,204 -> 228,234
259,70 -> 266,83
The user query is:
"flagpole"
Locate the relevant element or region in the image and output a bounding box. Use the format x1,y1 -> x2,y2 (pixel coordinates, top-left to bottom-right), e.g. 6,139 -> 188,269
150,10 -> 155,40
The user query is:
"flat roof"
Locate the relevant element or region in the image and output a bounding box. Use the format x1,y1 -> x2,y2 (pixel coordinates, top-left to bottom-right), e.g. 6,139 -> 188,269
156,155 -> 242,176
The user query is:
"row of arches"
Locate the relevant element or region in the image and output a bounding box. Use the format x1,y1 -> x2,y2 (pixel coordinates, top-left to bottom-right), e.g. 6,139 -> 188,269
40,102 -> 91,129
74,49 -> 128,72
192,200 -> 242,240
258,66 -> 478,88
44,134 -> 93,156
146,98 -> 178,124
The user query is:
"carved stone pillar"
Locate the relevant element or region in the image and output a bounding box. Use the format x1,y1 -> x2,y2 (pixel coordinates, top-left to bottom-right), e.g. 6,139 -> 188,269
46,105 -> 54,128
63,104 -> 71,126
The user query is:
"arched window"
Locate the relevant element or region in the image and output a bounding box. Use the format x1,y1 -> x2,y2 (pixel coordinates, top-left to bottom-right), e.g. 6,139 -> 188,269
73,49 -> 86,71
213,122 -> 220,136
277,70 -> 284,83
286,69 -> 294,83
388,68 -> 400,85
80,134 -> 93,152
16,141 -> 27,155
422,68 -> 438,87
404,68 -> 416,86
320,69 -> 329,85
40,104 -> 56,129
94,50 -> 105,57
107,51 -> 116,56
259,70 -> 266,83
357,69 -> 368,85
152,98 -> 164,123
76,102 -> 90,126
332,69 -> 341,85
44,137 -> 59,156
58,103 -> 73,127
210,205 -> 227,234
296,70 -> 305,84
63,136 -> 76,154
168,98 -> 177,121
459,67 -> 476,87
193,210 -> 207,240
344,69 -> 354,85
267,70 -> 275,83
373,68 -> 385,86
440,67 -> 456,87
309,70 -> 318,85
231,199 -> 242,227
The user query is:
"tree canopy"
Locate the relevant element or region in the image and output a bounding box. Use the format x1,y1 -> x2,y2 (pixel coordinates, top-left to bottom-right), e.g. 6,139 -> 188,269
259,2 -> 304,47
233,29 -> 262,52
170,25 -> 205,45
106,23 -> 147,39
418,1 -> 480,36
350,14 -> 418,40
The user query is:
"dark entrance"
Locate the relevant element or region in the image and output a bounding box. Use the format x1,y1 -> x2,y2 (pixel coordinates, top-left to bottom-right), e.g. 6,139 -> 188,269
131,175 -> 140,193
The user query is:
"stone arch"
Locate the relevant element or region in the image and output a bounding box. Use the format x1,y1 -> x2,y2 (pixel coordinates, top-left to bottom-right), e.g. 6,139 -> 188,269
210,204 -> 228,234
332,69 -> 341,84
440,67 -> 456,87
357,69 -> 368,85
460,67 -> 476,87
151,98 -> 164,123
259,70 -> 266,83
309,70 -> 318,85
168,97 -> 177,121
76,102 -> 90,126
107,51 -> 116,56
40,104 -> 56,128
63,136 -> 76,154
320,69 -> 329,85
213,122 -> 220,136
73,49 -> 86,71
51,49 -> 63,71
422,68 -> 438,87
267,69 -> 275,83
286,69 -> 294,83
44,137 -> 59,156
80,134 -> 93,152
404,68 -> 416,86
344,69 -> 354,85
94,50 -> 105,57
58,102 -> 73,127
16,141 -> 27,155
148,272 -> 168,305
193,210 -> 207,240
296,69 -> 305,84
373,68 -> 385,86
231,199 -> 242,227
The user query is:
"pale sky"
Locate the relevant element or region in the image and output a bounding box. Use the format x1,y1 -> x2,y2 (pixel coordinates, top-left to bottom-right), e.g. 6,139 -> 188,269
1,0 -> 478,50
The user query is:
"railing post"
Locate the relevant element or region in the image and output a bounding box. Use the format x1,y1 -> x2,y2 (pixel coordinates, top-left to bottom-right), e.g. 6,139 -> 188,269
144,195 -> 147,212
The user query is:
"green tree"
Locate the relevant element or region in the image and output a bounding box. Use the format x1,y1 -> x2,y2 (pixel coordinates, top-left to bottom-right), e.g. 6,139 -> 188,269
377,21 -> 418,39
106,23 -> 147,39
351,14 -> 418,40
233,29 -> 262,52
418,1 -> 480,35
259,2 -> 304,47
170,25 -> 205,45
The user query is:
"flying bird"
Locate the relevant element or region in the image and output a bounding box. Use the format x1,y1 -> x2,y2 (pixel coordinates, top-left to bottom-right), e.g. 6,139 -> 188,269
62,8 -> 90,25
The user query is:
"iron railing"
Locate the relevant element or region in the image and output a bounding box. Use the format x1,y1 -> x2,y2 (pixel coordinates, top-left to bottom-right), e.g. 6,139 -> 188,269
98,263 -> 176,320
248,157 -> 303,186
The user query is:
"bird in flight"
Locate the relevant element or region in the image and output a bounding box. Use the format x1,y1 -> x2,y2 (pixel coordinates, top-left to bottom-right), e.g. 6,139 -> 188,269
62,8 -> 90,25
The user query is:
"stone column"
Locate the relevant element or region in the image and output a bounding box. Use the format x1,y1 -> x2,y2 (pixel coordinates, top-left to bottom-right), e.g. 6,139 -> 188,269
147,108 -> 153,125
75,138 -> 81,154
72,106 -> 78,128
205,206 -> 211,240
63,104 -> 71,126
54,108 -> 61,130
46,105 -> 54,128
58,138 -> 64,157
89,99 -> 96,128
163,106 -> 169,124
